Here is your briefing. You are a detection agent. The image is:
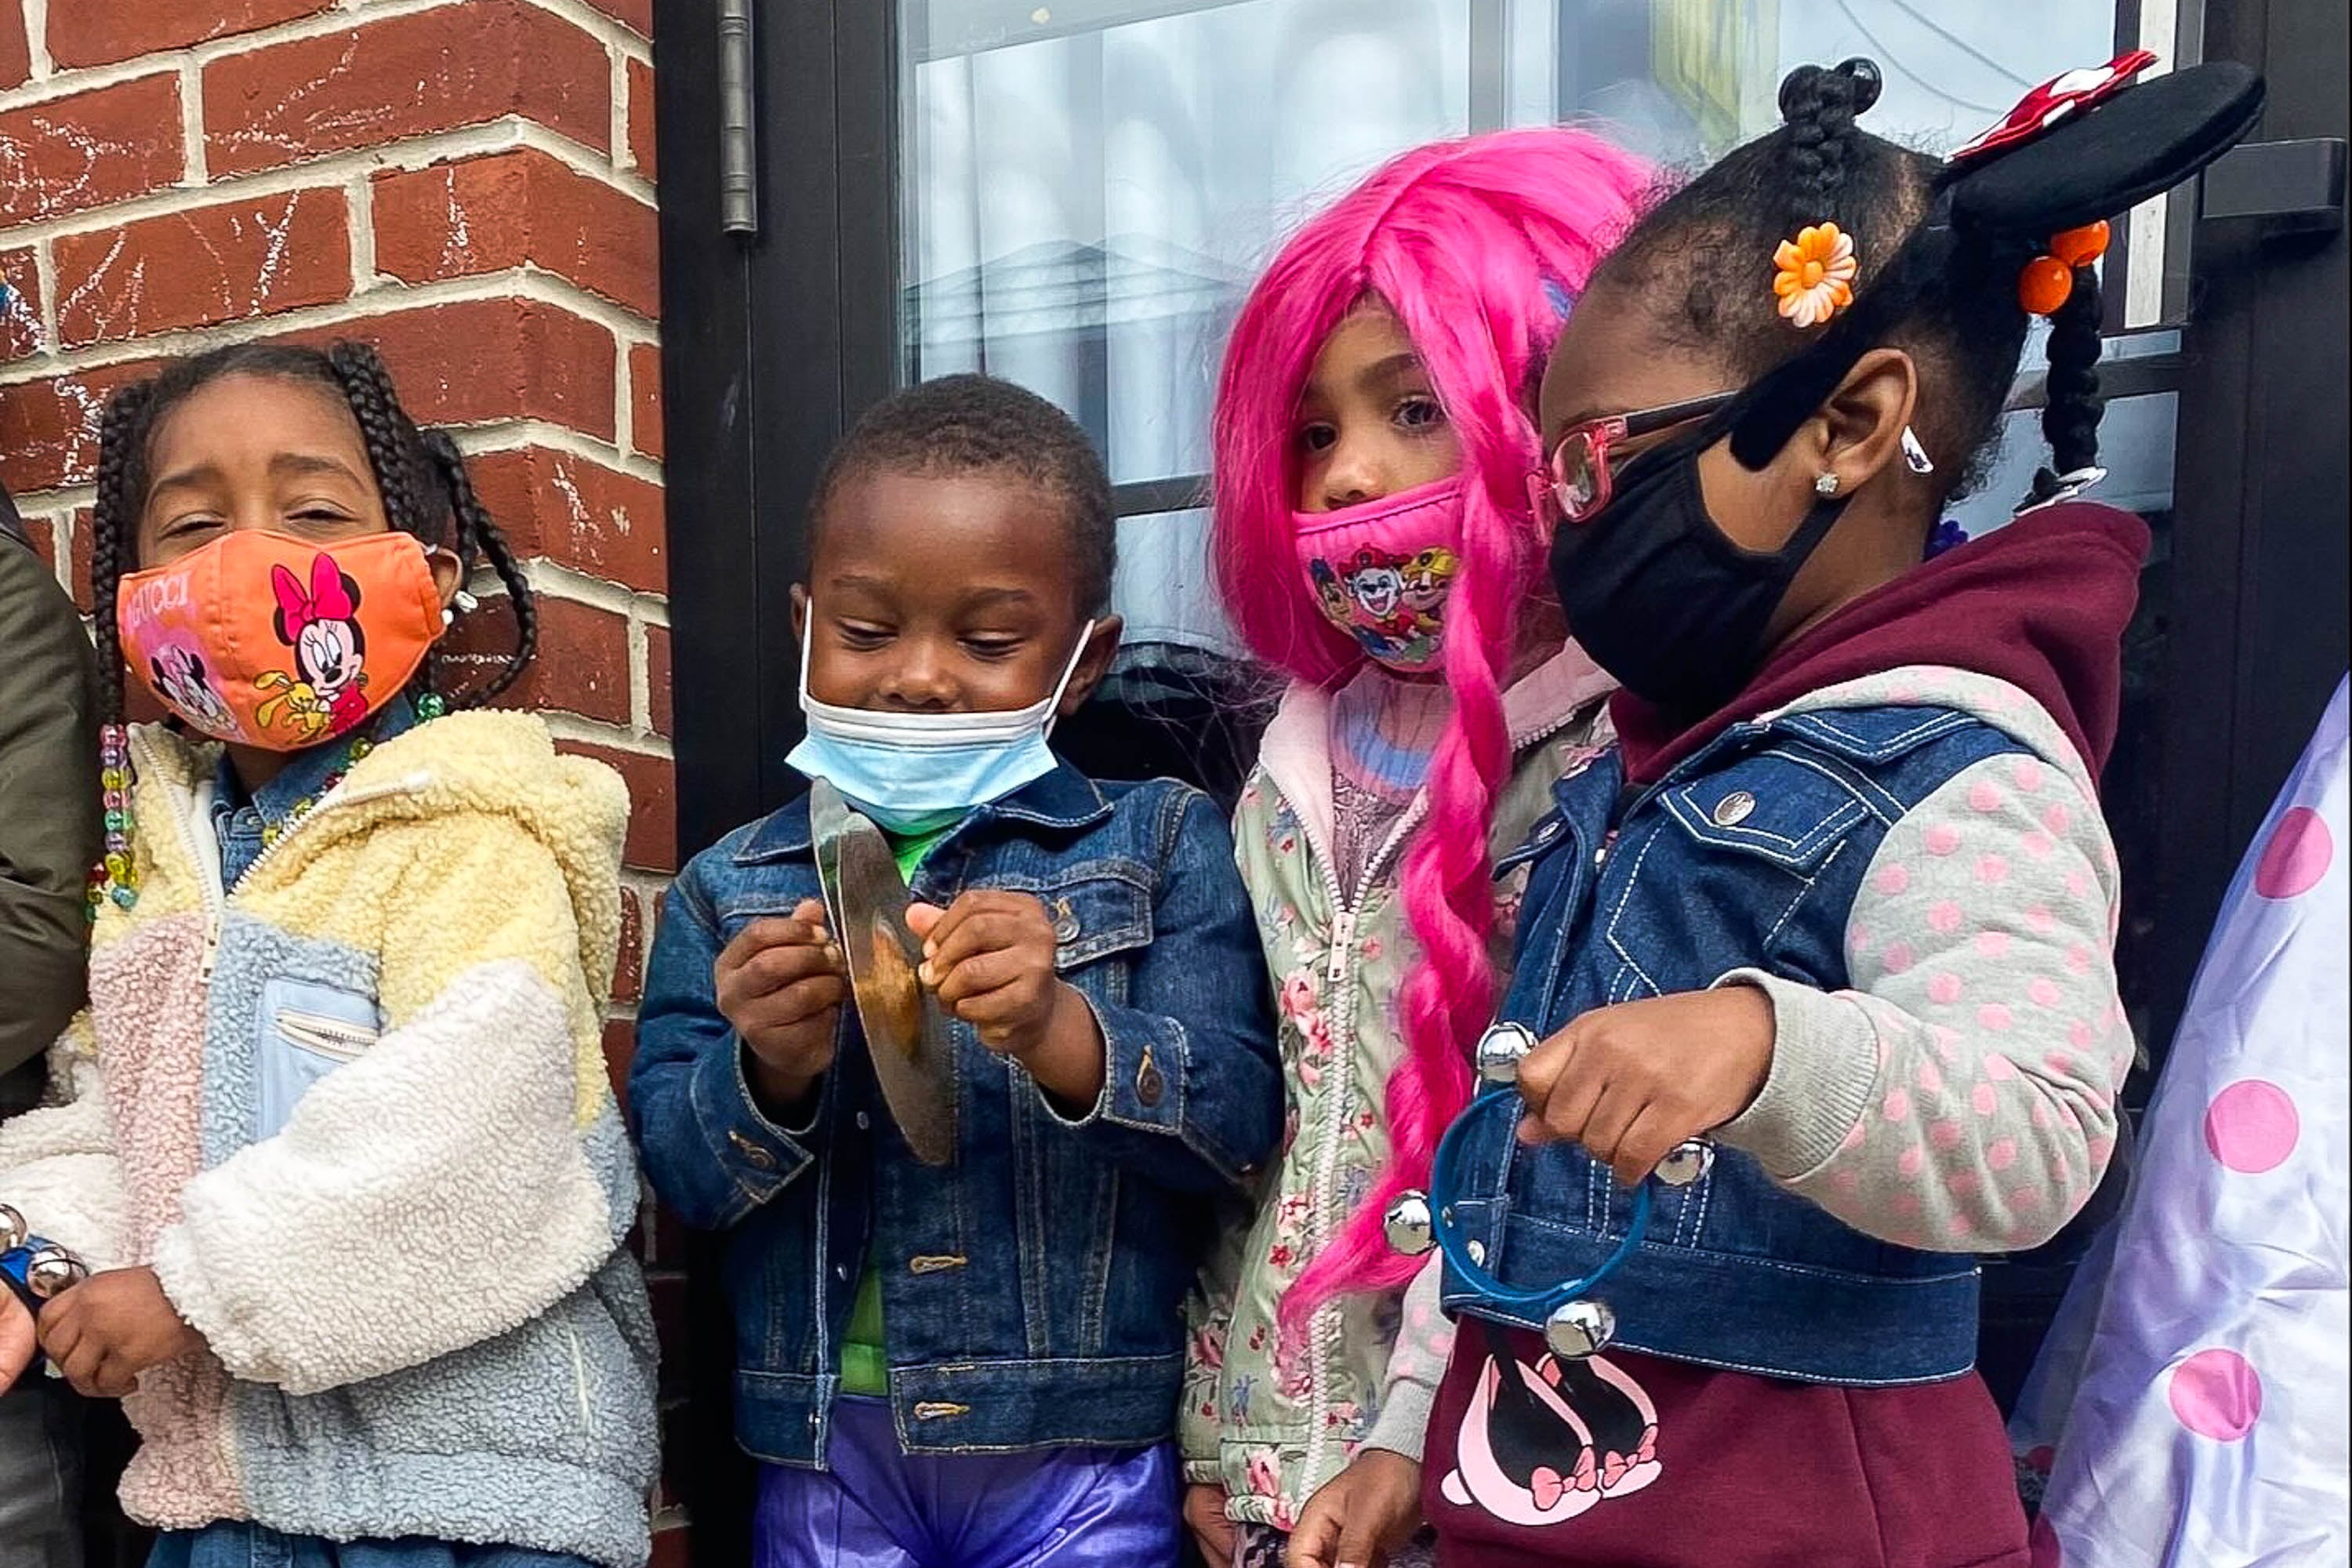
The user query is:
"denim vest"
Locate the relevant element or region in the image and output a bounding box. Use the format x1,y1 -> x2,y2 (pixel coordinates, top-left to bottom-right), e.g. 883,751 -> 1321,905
632,764 -> 1282,1463
1441,703 -> 2024,1385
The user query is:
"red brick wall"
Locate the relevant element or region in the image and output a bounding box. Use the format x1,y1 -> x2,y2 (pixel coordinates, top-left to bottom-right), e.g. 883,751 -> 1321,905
0,0 -> 684,1555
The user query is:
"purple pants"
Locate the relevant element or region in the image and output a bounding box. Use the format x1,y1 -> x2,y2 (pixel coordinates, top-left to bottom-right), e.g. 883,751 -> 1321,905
753,1396 -> 1180,1568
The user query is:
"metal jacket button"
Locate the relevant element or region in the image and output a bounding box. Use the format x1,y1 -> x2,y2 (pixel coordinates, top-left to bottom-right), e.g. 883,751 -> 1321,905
1051,900 -> 1081,944
1135,1047 -> 1165,1107
729,1131 -> 777,1171
1712,790 -> 1757,827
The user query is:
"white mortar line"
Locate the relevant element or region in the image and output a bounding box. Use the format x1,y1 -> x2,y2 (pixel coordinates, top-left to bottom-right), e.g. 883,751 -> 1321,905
20,0 -> 49,81
539,710 -> 673,759
0,114 -> 648,256
610,315 -> 633,454
606,39 -> 629,174
30,234 -> 58,350
627,600 -> 650,735
176,60 -> 206,186
0,265 -> 655,387
345,171 -> 377,290
455,418 -> 664,488
525,557 -> 666,618
40,512 -> 71,590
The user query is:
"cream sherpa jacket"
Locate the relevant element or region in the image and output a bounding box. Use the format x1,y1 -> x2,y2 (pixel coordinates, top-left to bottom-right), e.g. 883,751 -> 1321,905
0,711 -> 658,1566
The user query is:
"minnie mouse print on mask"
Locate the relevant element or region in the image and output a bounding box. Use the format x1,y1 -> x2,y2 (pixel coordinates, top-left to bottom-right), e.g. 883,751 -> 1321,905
117,529 -> 448,749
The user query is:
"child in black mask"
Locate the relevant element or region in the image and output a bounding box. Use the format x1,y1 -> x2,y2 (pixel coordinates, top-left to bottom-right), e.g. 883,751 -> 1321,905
1289,51 -> 2264,1568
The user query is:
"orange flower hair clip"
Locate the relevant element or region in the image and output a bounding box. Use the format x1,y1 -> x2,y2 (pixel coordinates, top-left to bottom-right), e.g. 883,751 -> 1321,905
1773,222 -> 1858,328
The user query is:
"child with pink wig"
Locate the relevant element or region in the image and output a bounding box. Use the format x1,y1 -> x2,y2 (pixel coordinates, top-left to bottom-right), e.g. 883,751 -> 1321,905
1181,128 -> 1647,1567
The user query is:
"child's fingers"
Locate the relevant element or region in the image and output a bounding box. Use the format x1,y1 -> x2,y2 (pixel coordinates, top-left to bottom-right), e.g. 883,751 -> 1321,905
717,915 -> 833,975
1519,1039 -> 1605,1147
1287,1502 -> 1344,1568
733,974 -> 847,1035
918,891 -> 1044,960
728,938 -> 845,1001
933,955 -> 1035,1018
1578,1080 -> 1646,1175
920,913 -> 1044,985
32,1295 -> 81,1365
1610,1106 -> 1685,1191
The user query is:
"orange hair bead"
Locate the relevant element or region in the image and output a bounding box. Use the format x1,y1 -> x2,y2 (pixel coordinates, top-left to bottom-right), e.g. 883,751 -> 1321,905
2019,255 -> 2075,316
2050,220 -> 2111,267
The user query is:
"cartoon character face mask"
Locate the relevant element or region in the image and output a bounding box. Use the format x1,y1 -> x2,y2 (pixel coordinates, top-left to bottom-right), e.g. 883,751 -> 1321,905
1294,476 -> 1465,673
116,529 -> 448,750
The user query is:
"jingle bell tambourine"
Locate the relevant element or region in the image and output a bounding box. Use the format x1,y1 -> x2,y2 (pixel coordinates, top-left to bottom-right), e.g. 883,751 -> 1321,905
1,1202 -> 89,1323
1386,1022 -> 1714,1362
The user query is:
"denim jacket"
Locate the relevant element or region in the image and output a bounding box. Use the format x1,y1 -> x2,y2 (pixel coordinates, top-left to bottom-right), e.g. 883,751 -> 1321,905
1442,670 -> 2129,1386
632,764 -> 1284,1464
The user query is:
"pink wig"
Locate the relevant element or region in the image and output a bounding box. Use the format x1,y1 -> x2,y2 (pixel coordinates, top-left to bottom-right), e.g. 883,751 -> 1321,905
1209,128 -> 1649,1322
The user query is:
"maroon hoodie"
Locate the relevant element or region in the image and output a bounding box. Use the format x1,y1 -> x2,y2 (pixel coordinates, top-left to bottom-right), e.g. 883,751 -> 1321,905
1613,501 -> 2150,788
1417,507 -> 2147,1568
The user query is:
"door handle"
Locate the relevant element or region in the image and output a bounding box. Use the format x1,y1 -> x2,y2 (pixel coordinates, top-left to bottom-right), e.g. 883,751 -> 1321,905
2201,139 -> 2346,234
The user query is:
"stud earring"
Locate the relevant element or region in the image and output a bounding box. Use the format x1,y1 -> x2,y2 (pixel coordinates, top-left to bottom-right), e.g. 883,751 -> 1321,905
1814,472 -> 1842,498
1901,426 -> 1936,475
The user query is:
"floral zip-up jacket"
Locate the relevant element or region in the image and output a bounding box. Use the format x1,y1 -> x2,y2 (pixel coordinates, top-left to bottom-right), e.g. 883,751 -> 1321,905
1182,649 -> 1615,1529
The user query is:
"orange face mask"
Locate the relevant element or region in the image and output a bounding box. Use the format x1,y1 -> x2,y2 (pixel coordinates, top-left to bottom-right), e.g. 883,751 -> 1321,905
116,530 -> 448,750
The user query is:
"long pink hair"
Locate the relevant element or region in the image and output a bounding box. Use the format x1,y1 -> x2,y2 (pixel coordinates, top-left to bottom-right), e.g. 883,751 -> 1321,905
1210,128 -> 1649,1323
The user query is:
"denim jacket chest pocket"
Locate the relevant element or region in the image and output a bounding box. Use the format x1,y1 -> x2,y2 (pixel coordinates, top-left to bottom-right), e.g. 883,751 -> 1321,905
256,975 -> 384,1140
1588,746 -> 1878,1008
982,858 -> 1156,1009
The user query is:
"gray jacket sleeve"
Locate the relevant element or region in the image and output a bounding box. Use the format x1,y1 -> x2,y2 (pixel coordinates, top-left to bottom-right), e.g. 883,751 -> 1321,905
0,508 -> 100,1082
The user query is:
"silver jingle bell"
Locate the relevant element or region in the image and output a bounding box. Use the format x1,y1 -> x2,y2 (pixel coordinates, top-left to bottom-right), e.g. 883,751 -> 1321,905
0,1203 -> 24,1253
1653,1139 -> 1715,1189
1543,1297 -> 1617,1360
24,1247 -> 85,1301
1475,1022 -> 1538,1085
1384,1191 -> 1436,1257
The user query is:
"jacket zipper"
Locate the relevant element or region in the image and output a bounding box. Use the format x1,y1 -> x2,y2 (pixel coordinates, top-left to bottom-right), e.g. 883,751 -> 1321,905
1294,700 -> 1592,1493
272,1010 -> 379,1061
133,729 -> 426,985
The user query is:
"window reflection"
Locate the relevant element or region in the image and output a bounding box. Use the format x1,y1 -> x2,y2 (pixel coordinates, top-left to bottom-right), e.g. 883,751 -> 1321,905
901,0 -> 2128,655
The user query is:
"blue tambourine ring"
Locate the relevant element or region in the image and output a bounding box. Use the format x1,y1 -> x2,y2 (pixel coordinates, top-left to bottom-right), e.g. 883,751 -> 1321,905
1385,1022 -> 1715,1359
1428,1082 -> 1655,1315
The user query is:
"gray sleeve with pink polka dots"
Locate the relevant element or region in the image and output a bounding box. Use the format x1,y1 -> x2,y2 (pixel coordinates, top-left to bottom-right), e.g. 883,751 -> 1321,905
1360,1252 -> 1451,1464
1716,751 -> 2127,1253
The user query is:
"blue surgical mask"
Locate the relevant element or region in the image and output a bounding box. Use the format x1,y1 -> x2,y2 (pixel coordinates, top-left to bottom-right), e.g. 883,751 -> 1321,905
785,621 -> 1098,836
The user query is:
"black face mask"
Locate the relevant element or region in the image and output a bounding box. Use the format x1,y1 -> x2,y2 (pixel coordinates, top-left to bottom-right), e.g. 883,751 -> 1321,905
1548,424 -> 1847,718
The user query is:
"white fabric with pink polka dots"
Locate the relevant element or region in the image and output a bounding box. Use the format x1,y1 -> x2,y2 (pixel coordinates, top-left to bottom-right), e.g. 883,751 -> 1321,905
2011,678 -> 2347,1567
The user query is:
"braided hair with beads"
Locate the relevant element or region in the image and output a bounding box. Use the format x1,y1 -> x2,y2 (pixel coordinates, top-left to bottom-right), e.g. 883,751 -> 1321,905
86,340 -> 539,914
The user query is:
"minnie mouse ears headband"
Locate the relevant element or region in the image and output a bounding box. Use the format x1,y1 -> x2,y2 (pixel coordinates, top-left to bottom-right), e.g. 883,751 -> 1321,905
1724,51 -> 2266,470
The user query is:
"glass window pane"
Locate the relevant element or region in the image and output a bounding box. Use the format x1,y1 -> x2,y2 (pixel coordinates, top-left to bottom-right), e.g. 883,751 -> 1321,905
904,0 -> 1483,494
898,0 -> 2134,656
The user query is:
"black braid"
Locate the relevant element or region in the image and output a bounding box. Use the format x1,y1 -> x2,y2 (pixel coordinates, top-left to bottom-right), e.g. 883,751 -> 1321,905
1777,59 -> 1883,232
327,343 -> 434,543
2028,263 -> 2105,504
90,381 -> 157,732
421,426 -> 538,705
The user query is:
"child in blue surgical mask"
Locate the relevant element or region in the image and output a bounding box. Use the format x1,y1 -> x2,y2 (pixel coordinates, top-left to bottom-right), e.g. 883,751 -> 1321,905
630,374 -> 1284,1568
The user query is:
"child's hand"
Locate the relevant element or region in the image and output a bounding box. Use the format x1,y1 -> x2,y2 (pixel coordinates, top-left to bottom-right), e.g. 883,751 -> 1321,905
1290,1449 -> 1424,1568
34,1266 -> 203,1398
909,893 -> 1105,1106
716,899 -> 846,1109
0,1292 -> 33,1396
1514,986 -> 1775,1187
1182,1481 -> 1236,1566
909,891 -> 1065,1057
